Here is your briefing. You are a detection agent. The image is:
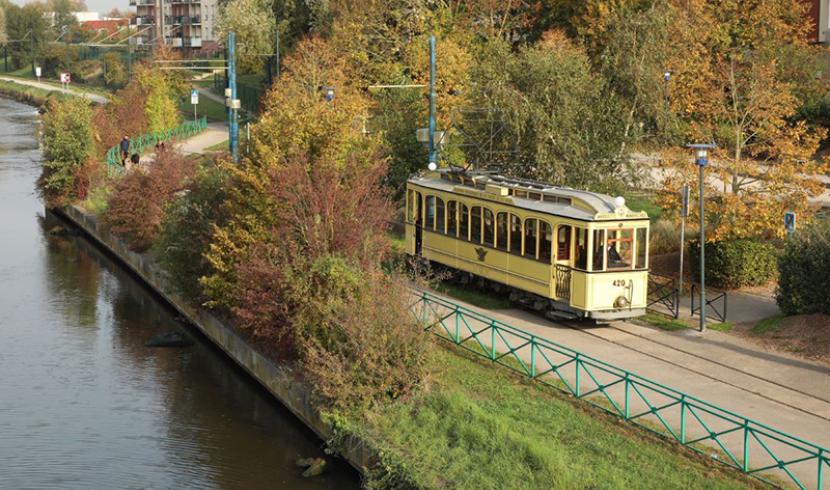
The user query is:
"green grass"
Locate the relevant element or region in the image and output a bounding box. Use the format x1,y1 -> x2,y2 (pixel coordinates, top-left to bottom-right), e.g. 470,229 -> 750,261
639,312 -> 689,331
78,184 -> 112,215
340,345 -> 761,490
707,321 -> 734,333
203,139 -> 230,152
178,91 -> 228,122
625,192 -> 663,221
0,79 -> 70,106
434,282 -> 513,310
751,314 -> 786,336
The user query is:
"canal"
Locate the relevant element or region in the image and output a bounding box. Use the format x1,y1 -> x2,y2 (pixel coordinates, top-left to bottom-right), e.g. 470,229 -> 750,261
0,97 -> 360,490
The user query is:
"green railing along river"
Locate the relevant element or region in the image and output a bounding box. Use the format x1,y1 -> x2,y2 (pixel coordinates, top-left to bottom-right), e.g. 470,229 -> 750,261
411,291 -> 829,490
105,116 -> 208,173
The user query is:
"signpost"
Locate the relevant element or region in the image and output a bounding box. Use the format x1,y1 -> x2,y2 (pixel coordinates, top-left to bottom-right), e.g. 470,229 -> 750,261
679,184 -> 690,297
59,72 -> 70,89
785,211 -> 796,235
34,66 -> 41,82
191,89 -> 199,122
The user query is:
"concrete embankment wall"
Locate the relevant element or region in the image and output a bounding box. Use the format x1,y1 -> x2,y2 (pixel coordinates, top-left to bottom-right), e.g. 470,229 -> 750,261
58,205 -> 375,474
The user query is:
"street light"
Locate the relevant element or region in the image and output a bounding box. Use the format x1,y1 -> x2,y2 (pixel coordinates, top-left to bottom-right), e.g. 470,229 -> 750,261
686,143 -> 716,333
663,70 -> 671,124
322,86 -> 335,102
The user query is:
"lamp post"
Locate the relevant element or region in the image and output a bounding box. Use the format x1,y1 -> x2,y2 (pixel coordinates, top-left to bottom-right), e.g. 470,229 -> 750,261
687,143 -> 716,332
663,70 -> 671,131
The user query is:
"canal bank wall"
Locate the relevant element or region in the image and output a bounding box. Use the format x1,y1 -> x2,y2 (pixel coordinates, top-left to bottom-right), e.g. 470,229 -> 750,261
57,204 -> 377,477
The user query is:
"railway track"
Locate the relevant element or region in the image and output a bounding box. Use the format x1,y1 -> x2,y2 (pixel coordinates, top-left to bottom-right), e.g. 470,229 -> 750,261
550,316 -> 830,422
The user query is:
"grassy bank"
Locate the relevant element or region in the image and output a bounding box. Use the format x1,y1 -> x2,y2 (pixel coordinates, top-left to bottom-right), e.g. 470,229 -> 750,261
0,79 -> 69,107
336,344 -> 760,490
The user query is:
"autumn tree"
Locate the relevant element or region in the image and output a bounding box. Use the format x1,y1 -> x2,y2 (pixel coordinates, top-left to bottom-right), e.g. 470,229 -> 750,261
37,97 -> 95,208
201,35 -> 383,306
216,0 -> 276,73
657,0 -> 829,240
463,32 -> 629,192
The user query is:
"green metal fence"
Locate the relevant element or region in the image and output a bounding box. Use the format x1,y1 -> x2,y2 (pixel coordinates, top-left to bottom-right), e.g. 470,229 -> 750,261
411,290 -> 829,490
106,116 -> 208,174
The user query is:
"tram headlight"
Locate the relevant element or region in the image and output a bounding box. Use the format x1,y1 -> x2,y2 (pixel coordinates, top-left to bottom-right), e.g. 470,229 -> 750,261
614,295 -> 630,309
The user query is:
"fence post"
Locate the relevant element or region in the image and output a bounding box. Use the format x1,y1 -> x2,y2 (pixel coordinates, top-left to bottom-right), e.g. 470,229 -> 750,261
530,337 -> 536,378
680,395 -> 686,443
490,321 -> 497,360
743,420 -> 750,473
624,374 -> 630,419
818,448 -> 824,490
421,293 -> 428,325
454,305 -> 460,343
575,353 -> 581,397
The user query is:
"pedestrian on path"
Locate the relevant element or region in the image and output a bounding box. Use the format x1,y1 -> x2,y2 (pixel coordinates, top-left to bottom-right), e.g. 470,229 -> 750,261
120,136 -> 131,164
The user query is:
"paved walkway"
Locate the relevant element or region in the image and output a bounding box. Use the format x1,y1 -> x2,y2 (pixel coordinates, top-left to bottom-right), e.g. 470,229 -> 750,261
652,287 -> 781,325
135,122 -> 228,168
0,75 -> 109,104
424,289 -> 830,489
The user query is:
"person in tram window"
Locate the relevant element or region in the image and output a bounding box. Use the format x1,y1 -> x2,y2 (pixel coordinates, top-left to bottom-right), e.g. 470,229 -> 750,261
607,241 -> 624,266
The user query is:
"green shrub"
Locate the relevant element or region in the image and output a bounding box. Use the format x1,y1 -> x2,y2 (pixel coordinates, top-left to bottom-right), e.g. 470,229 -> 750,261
776,226 -> 830,315
154,162 -> 230,300
37,97 -> 94,208
688,239 -> 777,289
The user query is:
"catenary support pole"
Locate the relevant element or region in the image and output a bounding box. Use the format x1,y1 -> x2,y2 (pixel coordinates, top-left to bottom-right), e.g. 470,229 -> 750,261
428,35 -> 436,168
228,31 -> 239,163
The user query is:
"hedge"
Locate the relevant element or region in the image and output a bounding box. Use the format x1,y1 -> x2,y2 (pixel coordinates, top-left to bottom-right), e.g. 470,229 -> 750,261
688,239 -> 777,290
776,227 -> 830,315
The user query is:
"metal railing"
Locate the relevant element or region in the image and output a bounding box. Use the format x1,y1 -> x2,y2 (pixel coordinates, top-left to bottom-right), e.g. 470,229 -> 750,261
411,290 -> 828,489
105,116 -> 208,174
648,273 -> 680,318
691,284 -> 728,322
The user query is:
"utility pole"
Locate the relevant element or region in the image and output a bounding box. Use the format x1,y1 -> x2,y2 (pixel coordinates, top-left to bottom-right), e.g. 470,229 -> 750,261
427,35 -> 437,171
228,31 -> 239,163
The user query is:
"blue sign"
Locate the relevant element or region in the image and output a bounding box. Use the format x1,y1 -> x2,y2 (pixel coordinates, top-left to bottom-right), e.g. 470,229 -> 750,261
784,211 -> 796,234
190,89 -> 199,105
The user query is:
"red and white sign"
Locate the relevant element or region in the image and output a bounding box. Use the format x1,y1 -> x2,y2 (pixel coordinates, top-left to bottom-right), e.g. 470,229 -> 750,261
59,72 -> 71,84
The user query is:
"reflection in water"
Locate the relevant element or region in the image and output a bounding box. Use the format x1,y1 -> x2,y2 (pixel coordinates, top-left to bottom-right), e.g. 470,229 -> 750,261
0,97 -> 359,490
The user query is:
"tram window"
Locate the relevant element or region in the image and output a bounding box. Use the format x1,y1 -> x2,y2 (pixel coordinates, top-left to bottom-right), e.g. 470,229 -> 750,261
557,225 -> 571,260
539,221 -> 552,263
510,214 -> 522,253
407,190 -> 414,221
607,229 -> 634,270
436,198 -> 445,233
460,204 -> 470,240
574,228 -> 588,270
592,230 -> 606,271
425,196 -> 436,230
496,213 -> 508,251
636,228 -> 648,269
471,206 -> 482,243
524,219 -> 537,258
447,201 -> 458,236
484,209 -> 495,247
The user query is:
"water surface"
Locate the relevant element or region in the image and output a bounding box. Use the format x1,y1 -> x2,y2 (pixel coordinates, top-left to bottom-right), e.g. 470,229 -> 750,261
0,97 -> 359,490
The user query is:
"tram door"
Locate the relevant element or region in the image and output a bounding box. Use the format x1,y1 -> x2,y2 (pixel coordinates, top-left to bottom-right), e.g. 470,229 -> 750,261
556,225 -> 572,265
414,192 -> 423,255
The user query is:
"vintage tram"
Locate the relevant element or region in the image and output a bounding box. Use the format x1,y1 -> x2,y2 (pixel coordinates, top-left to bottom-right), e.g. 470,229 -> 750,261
405,169 -> 650,320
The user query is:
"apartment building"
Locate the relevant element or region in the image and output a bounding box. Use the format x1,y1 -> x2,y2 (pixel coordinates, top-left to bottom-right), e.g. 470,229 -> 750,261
129,0 -> 219,53
805,0 -> 830,43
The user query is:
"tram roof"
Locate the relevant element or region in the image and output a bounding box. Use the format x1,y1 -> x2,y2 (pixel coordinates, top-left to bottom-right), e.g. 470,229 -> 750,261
408,170 -> 648,222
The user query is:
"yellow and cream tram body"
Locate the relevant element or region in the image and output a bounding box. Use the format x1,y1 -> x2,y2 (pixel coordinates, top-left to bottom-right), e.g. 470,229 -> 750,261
405,170 -> 650,320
